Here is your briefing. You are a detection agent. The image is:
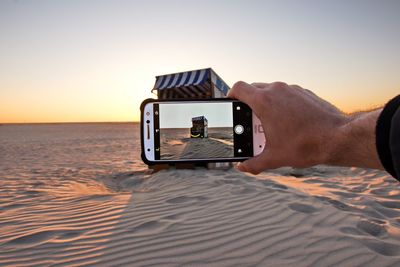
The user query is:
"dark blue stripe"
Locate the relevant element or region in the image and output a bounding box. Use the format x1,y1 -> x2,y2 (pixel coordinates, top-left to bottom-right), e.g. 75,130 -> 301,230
200,70 -> 209,84
155,76 -> 165,89
183,71 -> 192,85
159,75 -> 171,89
165,74 -> 177,88
192,70 -> 201,85
174,72 -> 184,88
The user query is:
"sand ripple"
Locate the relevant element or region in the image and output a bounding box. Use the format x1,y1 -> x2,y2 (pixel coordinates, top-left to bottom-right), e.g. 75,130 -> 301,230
1,167 -> 400,266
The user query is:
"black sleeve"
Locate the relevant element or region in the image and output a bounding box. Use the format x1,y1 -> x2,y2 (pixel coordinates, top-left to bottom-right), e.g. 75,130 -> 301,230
390,106 -> 400,179
376,95 -> 400,180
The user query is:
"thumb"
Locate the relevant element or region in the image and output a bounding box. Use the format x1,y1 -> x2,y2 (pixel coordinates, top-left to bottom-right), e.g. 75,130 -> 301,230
237,150 -> 282,174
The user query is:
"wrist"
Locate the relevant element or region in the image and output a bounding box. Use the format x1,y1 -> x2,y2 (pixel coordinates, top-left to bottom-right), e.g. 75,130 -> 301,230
326,110 -> 383,169
323,115 -> 353,166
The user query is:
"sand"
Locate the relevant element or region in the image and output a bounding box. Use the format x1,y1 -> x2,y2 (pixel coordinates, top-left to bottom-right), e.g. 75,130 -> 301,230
1,123 -> 400,266
1,166 -> 400,266
160,128 -> 233,159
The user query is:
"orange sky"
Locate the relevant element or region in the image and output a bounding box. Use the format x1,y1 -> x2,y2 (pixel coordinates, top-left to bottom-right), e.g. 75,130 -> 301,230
1,1 -> 399,123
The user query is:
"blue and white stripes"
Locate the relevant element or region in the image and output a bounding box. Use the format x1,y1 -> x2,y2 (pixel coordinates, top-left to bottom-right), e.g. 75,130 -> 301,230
154,69 -> 209,90
152,68 -> 230,99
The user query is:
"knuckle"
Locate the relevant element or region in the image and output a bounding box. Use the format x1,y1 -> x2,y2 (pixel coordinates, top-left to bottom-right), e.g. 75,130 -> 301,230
271,81 -> 288,89
305,88 -> 316,96
232,80 -> 248,90
290,84 -> 302,90
251,82 -> 267,88
269,81 -> 293,96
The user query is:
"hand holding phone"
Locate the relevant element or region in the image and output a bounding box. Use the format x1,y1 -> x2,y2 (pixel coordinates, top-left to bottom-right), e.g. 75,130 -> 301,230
140,98 -> 265,165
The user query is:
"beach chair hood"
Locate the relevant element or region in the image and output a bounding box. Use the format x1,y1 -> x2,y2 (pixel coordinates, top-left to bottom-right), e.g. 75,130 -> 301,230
152,68 -> 230,99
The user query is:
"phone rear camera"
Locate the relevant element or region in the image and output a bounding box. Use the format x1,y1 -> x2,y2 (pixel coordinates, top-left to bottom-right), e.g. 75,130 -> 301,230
147,148 -> 150,152
146,120 -> 150,124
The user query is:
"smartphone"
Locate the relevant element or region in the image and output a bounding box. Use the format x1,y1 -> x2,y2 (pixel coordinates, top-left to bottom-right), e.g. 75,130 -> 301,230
140,98 -> 265,165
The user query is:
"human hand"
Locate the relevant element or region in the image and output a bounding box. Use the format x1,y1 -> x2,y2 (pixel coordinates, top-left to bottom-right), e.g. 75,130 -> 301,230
228,81 -> 350,174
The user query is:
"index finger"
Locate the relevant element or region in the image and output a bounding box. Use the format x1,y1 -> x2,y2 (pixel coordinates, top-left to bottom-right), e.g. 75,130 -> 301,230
227,81 -> 259,106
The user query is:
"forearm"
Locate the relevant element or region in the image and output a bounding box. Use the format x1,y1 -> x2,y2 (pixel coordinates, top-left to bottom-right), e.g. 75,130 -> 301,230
228,81 -> 397,175
327,109 -> 384,170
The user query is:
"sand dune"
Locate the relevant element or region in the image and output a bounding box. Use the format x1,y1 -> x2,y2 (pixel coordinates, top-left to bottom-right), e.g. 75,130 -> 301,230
160,128 -> 233,159
180,138 -> 233,159
2,166 -> 400,266
1,124 -> 400,266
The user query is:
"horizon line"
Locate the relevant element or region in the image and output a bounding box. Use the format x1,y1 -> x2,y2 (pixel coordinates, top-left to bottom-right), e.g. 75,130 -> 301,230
0,121 -> 140,125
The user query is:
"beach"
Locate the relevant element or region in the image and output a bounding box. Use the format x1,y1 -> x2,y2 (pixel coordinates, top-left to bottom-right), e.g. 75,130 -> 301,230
160,127 -> 233,159
1,123 -> 400,266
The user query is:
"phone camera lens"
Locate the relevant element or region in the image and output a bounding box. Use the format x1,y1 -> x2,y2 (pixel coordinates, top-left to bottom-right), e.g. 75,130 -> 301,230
146,120 -> 150,124
147,148 -> 150,152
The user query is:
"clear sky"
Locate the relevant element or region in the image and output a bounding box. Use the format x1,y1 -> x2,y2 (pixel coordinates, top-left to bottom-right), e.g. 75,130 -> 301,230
159,102 -> 232,128
0,0 -> 399,123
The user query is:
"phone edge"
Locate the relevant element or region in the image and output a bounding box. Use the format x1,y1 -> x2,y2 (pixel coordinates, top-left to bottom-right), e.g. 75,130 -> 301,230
139,98 -> 251,165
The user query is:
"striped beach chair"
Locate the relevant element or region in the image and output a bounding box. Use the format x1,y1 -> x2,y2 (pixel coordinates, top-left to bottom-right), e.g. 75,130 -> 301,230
152,68 -> 230,99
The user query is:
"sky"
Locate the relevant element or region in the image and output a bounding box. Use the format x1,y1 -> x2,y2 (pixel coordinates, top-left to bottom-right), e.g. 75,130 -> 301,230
159,102 -> 233,128
0,0 -> 399,123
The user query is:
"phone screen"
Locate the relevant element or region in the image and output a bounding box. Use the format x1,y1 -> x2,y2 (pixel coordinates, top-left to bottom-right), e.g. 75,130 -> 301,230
152,100 -> 253,161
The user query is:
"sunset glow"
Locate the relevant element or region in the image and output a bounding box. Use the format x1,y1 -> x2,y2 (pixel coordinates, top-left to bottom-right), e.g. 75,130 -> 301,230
1,0 -> 399,123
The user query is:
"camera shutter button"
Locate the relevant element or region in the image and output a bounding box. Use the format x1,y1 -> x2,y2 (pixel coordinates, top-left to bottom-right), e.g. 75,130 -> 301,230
234,125 -> 244,135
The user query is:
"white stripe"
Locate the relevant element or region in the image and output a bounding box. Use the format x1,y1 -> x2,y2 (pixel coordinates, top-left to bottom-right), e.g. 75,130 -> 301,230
167,74 -> 179,89
159,75 -> 172,89
194,69 -> 207,85
177,72 -> 189,87
185,71 -> 197,86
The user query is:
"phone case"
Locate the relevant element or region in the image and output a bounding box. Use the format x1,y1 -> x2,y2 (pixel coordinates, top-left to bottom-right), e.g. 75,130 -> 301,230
140,98 -> 250,166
